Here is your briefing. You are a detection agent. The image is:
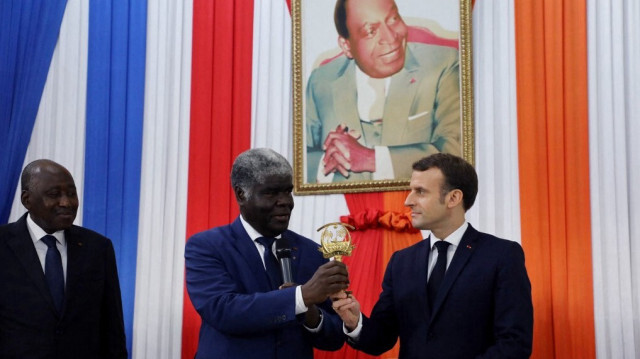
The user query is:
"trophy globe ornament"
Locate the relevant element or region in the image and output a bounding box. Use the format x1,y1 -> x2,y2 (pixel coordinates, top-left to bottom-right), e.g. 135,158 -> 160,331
318,222 -> 355,296
317,222 -> 355,261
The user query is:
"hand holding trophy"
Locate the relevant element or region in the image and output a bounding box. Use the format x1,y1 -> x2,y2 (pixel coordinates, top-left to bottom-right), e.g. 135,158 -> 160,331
317,222 -> 355,296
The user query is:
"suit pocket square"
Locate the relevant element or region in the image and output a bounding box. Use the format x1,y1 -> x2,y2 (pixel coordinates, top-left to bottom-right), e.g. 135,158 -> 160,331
408,111 -> 430,121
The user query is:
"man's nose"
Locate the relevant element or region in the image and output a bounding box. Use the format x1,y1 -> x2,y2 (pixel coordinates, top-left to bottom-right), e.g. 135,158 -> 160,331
58,194 -> 73,206
378,23 -> 398,44
404,193 -> 413,207
276,193 -> 294,206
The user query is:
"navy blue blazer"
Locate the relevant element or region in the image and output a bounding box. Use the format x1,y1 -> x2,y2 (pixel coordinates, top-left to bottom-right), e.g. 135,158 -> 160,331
0,213 -> 127,359
185,217 -> 345,359
351,224 -> 533,358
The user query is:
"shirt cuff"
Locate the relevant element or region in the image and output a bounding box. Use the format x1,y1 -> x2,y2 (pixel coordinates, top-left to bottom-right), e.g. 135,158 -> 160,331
296,286 -> 324,332
372,146 -> 394,180
343,312 -> 363,339
295,285 -> 307,315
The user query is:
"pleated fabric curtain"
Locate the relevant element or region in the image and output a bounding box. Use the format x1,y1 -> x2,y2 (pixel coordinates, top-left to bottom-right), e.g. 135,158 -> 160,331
515,0 -> 596,357
83,0 -> 147,355
0,0 -> 68,223
131,0 -> 192,358
7,0 -> 88,225
587,0 -> 640,358
181,0 -> 254,358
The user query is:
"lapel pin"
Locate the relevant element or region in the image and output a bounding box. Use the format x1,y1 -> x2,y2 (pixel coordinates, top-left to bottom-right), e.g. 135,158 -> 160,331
466,245 -> 472,249
410,78 -> 416,84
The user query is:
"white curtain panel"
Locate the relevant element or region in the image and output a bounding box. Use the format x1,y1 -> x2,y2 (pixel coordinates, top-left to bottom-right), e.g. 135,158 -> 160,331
8,0 -> 88,226
251,0 -> 350,242
588,0 -> 640,358
131,0 -> 192,357
468,0 -> 521,243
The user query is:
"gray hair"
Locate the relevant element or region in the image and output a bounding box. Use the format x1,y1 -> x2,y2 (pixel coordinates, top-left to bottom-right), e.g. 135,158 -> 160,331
231,148 -> 292,198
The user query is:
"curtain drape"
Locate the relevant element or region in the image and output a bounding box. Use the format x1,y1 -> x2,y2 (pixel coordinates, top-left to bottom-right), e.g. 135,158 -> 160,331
588,0 -> 640,358
131,0 -> 192,358
515,0 -> 595,357
182,1 -> 255,358
8,0 -> 88,225
83,0 -> 148,355
0,0 -> 68,223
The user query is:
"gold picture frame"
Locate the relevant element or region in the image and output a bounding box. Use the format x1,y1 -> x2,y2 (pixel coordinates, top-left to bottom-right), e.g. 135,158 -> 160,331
293,0 -> 474,194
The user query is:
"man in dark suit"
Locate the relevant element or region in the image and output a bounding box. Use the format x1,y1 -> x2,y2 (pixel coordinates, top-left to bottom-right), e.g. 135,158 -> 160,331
185,148 -> 349,359
333,153 -> 533,358
0,159 -> 127,358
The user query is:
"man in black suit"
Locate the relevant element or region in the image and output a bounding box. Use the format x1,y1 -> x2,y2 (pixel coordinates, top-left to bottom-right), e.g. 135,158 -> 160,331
333,153 -> 533,358
0,159 -> 127,358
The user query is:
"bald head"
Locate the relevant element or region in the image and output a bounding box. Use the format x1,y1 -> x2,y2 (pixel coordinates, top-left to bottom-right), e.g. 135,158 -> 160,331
20,159 -> 78,233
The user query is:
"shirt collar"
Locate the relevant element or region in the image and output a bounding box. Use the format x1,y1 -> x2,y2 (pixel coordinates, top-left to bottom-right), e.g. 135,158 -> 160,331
429,221 -> 468,249
26,213 -> 66,246
239,215 -> 282,242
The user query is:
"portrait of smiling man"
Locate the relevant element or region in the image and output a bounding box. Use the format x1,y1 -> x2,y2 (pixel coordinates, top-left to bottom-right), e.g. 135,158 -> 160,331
185,148 -> 349,359
305,0 -> 462,184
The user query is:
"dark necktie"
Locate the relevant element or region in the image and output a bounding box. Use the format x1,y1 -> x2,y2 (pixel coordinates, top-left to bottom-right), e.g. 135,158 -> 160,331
41,235 -> 65,313
427,240 -> 450,309
256,237 -> 281,290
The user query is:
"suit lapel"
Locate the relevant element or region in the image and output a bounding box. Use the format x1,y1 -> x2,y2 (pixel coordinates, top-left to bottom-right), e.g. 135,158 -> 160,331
64,227 -> 87,316
230,218 -> 273,292
5,214 -> 60,315
414,238 -> 432,321
332,61 -> 364,137
382,46 -> 421,145
429,225 -> 479,319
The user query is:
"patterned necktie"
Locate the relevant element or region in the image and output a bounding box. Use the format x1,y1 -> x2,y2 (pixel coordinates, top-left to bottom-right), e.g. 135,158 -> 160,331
256,237 -> 282,290
427,241 -> 451,309
41,235 -> 65,313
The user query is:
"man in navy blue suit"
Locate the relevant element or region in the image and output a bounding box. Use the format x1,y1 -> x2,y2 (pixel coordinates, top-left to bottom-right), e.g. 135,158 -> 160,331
0,159 -> 127,358
185,148 -> 349,359
333,153 -> 533,358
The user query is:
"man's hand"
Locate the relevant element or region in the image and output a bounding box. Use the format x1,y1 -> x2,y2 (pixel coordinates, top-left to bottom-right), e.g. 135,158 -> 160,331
322,124 -> 375,176
301,261 -> 349,306
331,291 -> 361,331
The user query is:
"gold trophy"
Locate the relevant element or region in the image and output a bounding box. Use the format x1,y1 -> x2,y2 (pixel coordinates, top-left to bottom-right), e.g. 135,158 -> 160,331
318,222 -> 355,295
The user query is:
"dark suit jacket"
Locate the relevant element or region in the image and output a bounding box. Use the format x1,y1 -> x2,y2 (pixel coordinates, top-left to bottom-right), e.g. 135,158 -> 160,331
185,217 -> 345,359
0,213 -> 127,359
351,224 -> 533,359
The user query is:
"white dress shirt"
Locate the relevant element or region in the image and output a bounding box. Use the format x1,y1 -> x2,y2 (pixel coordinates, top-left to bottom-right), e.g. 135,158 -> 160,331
26,213 -> 68,283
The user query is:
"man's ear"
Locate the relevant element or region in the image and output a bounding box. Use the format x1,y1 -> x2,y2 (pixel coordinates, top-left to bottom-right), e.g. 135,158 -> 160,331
20,190 -> 30,209
446,189 -> 463,209
338,36 -> 353,59
234,186 -> 246,203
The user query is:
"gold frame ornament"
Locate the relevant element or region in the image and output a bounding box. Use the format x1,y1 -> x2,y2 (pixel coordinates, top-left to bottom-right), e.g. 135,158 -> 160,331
292,0 -> 475,195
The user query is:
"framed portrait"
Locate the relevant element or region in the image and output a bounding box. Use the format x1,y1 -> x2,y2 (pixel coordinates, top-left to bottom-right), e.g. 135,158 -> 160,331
293,0 -> 474,195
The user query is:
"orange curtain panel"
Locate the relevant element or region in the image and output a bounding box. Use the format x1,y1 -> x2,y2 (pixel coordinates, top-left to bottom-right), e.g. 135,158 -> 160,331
515,0 -> 595,358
